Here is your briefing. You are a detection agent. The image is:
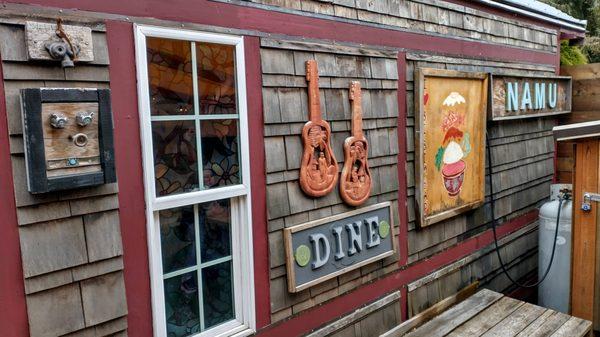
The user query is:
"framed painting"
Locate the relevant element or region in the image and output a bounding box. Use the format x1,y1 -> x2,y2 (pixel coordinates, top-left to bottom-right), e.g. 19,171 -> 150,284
415,68 -> 489,227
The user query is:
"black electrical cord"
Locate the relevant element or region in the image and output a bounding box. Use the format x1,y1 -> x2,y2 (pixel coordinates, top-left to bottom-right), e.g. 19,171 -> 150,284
487,131 -> 567,288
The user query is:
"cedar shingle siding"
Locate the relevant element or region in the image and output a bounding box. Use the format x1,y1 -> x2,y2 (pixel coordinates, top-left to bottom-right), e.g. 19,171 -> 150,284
0,21 -> 128,337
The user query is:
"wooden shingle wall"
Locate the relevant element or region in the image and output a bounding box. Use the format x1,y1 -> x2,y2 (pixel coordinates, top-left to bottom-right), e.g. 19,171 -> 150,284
0,20 -> 128,337
405,54 -> 556,264
306,292 -> 401,337
237,0 -> 557,53
407,221 -> 539,316
261,41 -> 557,327
261,38 -> 402,323
404,55 -> 556,316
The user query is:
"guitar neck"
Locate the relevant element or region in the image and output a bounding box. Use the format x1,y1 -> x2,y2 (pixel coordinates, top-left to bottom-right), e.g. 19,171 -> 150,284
306,60 -> 322,122
350,81 -> 363,138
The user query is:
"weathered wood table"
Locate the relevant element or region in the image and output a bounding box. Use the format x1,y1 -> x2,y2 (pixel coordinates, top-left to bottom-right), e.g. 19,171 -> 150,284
381,288 -> 592,337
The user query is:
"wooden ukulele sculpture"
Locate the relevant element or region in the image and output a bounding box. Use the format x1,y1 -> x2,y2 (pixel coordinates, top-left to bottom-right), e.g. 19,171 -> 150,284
299,60 -> 339,197
340,81 -> 371,206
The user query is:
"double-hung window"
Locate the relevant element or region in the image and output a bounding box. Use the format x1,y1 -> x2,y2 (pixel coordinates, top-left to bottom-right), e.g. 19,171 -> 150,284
134,25 -> 255,337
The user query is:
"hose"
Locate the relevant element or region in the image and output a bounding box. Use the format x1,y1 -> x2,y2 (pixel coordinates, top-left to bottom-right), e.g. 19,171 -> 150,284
486,131 -> 567,288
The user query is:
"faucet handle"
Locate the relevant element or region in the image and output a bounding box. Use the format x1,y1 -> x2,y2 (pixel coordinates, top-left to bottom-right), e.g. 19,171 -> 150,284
76,111 -> 94,127
49,113 -> 68,129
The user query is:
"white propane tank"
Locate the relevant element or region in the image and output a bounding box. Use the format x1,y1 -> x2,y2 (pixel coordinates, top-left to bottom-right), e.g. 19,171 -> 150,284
537,195 -> 572,314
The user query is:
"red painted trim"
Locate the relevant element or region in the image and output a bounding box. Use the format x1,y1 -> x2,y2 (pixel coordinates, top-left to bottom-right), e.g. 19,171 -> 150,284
245,35 -> 271,329
396,52 -> 409,323
396,52 -> 409,269
400,286 -> 408,322
255,210 -> 538,336
0,50 -> 30,337
560,30 -> 586,40
397,52 -> 408,266
106,21 -> 154,337
105,24 -> 272,334
6,0 -> 557,66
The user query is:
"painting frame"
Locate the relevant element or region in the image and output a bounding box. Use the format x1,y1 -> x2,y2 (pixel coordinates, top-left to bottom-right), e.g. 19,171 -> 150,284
415,68 -> 489,228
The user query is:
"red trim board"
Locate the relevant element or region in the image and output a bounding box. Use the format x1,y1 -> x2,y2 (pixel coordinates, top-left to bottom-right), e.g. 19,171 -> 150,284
106,21 -> 154,337
106,23 -> 273,332
255,210 -> 539,336
0,49 -> 30,337
4,0 -> 558,66
244,35 -> 272,328
396,52 -> 409,268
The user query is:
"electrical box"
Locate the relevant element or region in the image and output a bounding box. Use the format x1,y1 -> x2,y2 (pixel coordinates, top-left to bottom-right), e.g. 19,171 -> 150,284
21,88 -> 116,193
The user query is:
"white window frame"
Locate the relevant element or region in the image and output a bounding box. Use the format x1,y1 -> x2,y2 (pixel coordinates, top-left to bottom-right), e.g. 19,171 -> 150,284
134,24 -> 255,337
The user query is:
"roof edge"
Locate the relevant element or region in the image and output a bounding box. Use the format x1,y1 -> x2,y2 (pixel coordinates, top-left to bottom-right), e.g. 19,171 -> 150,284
474,0 -> 587,33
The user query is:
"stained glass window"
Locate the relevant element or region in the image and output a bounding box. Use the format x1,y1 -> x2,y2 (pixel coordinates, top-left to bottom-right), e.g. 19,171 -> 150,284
160,201 -> 234,336
143,33 -> 248,337
147,38 -> 241,198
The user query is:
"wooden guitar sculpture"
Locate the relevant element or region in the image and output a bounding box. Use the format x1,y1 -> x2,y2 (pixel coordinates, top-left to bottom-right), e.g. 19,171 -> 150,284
299,60 -> 339,197
340,81 -> 371,206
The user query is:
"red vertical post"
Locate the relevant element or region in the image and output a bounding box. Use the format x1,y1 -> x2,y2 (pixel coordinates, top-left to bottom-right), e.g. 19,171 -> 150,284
106,21 -> 154,337
244,35 -> 271,329
396,51 -> 410,322
396,52 -> 409,268
0,54 -> 30,336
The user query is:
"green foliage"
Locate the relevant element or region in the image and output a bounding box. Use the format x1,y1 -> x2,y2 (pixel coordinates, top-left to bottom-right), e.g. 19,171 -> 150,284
561,40 -> 588,65
541,0 -> 599,36
583,36 -> 600,62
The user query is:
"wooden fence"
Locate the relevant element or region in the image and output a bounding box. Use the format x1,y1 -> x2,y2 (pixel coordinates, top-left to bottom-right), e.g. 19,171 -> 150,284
558,64 -> 600,183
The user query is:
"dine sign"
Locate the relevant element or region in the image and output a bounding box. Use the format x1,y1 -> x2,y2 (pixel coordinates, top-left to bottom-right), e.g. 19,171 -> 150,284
283,202 -> 395,293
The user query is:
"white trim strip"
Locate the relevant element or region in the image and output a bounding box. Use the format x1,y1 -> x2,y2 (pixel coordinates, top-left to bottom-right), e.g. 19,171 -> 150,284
150,114 -> 239,121
474,0 -> 586,32
163,265 -> 198,279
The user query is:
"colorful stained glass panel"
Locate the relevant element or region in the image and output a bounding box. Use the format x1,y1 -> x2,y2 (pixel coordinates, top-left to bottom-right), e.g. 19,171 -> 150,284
199,200 -> 231,262
152,120 -> 200,197
196,43 -> 236,115
164,272 -> 200,337
201,261 -> 234,329
147,38 -> 195,116
201,119 -> 240,188
159,206 -> 196,274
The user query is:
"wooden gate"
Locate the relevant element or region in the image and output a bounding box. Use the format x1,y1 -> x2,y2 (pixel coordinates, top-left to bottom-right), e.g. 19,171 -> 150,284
558,64 -> 600,330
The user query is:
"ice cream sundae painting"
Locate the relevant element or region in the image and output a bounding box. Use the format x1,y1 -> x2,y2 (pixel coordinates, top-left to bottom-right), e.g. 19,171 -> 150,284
435,92 -> 471,197
416,68 -> 488,227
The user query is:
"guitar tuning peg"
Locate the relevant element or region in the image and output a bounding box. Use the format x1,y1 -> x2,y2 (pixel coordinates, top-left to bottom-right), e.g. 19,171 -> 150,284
349,81 -> 361,100
306,60 -> 318,81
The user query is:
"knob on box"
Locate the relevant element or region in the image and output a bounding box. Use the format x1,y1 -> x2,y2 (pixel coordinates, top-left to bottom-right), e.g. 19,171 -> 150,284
20,88 -> 116,193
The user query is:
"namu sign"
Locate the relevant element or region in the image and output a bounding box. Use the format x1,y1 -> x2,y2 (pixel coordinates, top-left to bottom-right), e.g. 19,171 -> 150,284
283,202 -> 394,292
490,74 -> 572,120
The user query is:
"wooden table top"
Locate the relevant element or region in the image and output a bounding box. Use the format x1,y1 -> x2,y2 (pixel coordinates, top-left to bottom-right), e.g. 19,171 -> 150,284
382,289 -> 592,337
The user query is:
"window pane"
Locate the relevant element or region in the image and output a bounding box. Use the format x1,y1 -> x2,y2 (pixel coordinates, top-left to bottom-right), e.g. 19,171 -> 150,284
199,200 -> 231,262
160,206 -> 196,274
196,43 -> 236,115
201,119 -> 240,188
164,272 -> 200,337
147,37 -> 194,116
202,261 -> 234,328
153,120 -> 200,197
